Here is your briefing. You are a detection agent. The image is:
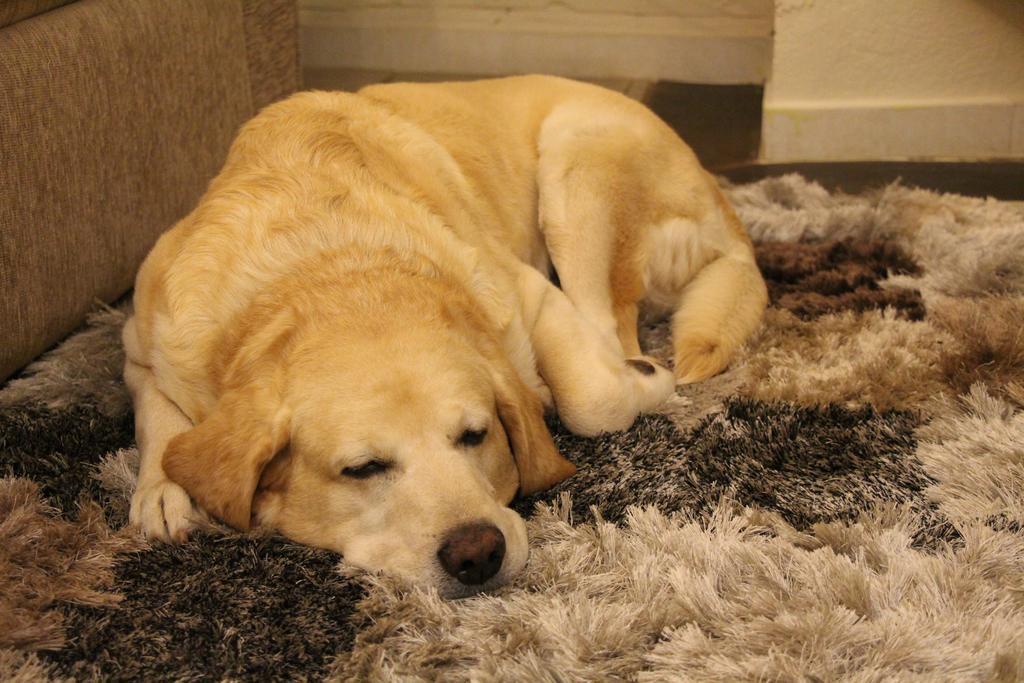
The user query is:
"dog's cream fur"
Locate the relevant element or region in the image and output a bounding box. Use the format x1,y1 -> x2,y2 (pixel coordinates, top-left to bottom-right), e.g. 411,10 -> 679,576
124,75 -> 766,596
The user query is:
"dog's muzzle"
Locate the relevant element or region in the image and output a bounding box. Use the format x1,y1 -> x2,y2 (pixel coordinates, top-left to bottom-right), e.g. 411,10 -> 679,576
437,522 -> 506,585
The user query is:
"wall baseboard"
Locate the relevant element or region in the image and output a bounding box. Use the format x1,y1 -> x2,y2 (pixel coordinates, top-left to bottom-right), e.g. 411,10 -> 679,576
762,98 -> 1024,162
299,7 -> 770,84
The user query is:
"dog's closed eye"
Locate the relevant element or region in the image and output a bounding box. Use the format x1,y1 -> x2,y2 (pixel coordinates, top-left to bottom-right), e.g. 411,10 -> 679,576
456,428 -> 487,447
342,460 -> 391,479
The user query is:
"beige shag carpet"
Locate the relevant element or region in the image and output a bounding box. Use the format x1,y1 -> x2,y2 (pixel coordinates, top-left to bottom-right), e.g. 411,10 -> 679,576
2,175 -> 1023,681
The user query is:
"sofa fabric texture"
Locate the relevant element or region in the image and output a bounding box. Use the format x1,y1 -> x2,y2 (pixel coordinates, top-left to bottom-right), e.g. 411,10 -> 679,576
0,0 -> 300,381
242,0 -> 303,112
0,0 -> 75,29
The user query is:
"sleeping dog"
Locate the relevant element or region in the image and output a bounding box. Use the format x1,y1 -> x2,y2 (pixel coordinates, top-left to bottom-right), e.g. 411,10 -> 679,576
124,75 -> 767,597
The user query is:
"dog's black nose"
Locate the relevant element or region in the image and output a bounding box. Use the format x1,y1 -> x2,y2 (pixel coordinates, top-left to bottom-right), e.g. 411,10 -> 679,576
437,522 -> 506,585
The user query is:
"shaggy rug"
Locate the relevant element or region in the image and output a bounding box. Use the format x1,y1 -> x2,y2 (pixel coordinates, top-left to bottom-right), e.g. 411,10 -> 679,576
3,174 -> 1024,681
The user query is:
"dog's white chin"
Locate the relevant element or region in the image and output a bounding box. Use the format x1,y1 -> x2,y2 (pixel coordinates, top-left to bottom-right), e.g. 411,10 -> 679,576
439,573 -> 514,599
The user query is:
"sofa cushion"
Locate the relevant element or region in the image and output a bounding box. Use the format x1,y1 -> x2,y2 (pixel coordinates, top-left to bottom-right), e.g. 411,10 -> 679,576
0,0 -> 256,379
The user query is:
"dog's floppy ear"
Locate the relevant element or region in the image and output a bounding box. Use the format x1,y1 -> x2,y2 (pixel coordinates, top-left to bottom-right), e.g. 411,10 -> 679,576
492,363 -> 576,496
163,384 -> 290,530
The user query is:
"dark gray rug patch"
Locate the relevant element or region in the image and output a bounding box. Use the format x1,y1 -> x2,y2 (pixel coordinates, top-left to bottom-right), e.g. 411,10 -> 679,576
755,239 -> 925,320
0,400 -> 363,680
0,403 -> 134,516
47,533 -> 363,681
518,399 -> 954,545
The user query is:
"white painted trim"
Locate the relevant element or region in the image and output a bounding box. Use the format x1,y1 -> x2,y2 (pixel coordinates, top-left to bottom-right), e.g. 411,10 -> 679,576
299,7 -> 771,84
762,99 -> 1024,162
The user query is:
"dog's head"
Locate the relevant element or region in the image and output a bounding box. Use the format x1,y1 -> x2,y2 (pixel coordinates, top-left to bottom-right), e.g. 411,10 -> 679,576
162,286 -> 575,597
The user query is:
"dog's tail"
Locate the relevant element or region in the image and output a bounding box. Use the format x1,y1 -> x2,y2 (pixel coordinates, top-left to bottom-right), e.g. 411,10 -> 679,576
671,251 -> 766,382
670,192 -> 767,384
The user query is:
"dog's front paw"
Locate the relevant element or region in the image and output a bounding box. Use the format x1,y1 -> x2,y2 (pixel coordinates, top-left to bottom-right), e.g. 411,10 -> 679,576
129,478 -> 200,543
626,356 -> 677,412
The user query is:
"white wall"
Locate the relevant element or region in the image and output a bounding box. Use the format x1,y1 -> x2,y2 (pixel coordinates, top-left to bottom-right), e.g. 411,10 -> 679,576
300,0 -> 773,84
763,0 -> 1024,161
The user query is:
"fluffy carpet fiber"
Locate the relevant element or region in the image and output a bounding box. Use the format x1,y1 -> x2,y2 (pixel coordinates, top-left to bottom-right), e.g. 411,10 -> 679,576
3,175 -> 1023,680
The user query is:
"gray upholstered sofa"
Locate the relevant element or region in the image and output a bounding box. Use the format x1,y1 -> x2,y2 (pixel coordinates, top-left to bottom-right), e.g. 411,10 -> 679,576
0,0 -> 301,380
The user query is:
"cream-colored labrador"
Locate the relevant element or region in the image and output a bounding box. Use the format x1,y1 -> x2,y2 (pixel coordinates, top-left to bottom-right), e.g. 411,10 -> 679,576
124,75 -> 766,597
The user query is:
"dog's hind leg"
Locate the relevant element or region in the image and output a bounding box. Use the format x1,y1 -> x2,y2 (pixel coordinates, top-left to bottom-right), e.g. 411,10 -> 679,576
536,113 -> 651,360
538,101 -> 767,384
515,265 -> 675,436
